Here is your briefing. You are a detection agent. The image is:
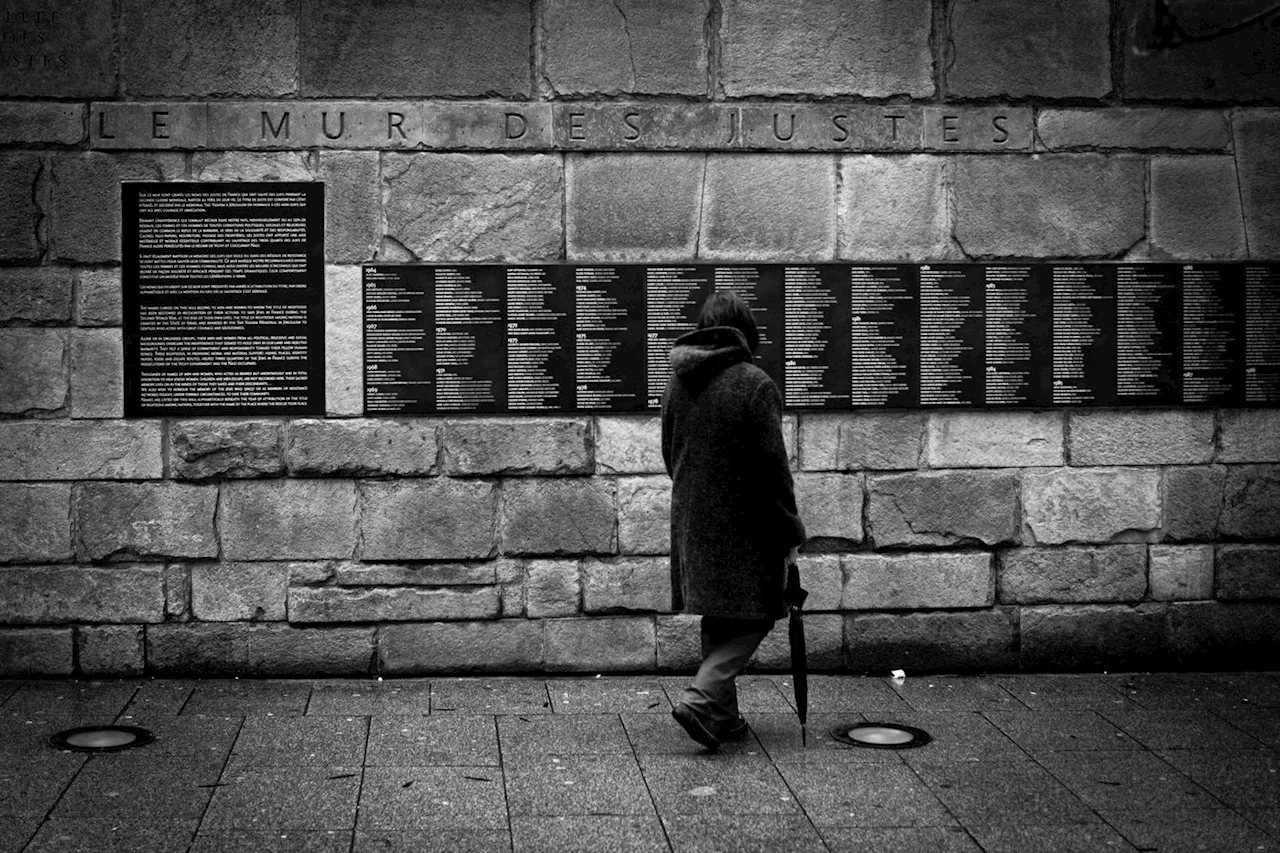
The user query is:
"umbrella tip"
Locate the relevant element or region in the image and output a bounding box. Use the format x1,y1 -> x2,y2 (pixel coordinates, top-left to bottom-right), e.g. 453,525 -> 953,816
801,725 -> 807,747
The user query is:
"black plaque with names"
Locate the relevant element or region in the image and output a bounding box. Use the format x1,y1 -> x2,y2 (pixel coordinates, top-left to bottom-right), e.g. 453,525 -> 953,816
506,266 -> 574,412
646,266 -> 711,408
919,265 -> 984,406
434,266 -> 505,413
364,266 -> 432,414
783,265 -> 850,409
1115,264 -> 1180,406
983,265 -> 1052,407
1182,265 -> 1245,405
575,266 -> 646,411
1245,265 -> 1280,404
848,265 -> 917,408
713,265 -> 785,396
1052,265 -> 1116,406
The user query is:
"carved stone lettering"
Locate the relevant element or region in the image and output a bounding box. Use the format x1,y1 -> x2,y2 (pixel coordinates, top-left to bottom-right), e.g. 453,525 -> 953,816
923,107 -> 1033,151
90,103 -> 207,149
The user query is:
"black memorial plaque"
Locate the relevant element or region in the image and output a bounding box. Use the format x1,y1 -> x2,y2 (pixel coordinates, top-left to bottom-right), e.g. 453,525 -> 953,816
848,265 -> 917,408
1052,265 -> 1116,406
123,182 -> 324,416
983,265 -> 1052,406
1245,265 -> 1280,405
1115,264 -> 1180,406
507,266 -> 574,411
784,265 -> 850,409
574,266 -> 646,411
646,266 -> 711,408
365,266 -> 431,414
919,265 -> 984,406
1182,265 -> 1245,406
713,265 -> 785,397
433,266 -> 505,412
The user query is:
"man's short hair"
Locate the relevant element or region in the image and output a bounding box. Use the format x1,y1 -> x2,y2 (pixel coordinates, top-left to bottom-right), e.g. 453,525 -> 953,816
697,289 -> 759,353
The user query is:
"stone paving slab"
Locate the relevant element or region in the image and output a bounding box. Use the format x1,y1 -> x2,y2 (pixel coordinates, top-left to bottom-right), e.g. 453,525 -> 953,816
24,820 -> 198,853
356,766 -> 506,831
365,715 -> 499,767
662,814 -> 828,852
225,715 -> 367,769
548,677 -> 671,714
819,826 -> 983,853
512,815 -> 668,852
202,766 -> 361,831
189,830 -> 350,853
498,712 -> 632,755
305,680 -> 431,716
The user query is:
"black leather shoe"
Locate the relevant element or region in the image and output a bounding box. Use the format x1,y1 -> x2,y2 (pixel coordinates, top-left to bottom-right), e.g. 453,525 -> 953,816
672,702 -> 721,751
715,717 -> 750,742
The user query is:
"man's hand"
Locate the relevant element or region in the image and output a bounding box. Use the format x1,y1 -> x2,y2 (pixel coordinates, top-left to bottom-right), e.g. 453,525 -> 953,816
786,546 -> 799,567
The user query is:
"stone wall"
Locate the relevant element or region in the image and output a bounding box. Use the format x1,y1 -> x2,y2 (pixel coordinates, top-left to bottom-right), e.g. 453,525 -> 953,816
1,0 -> 1278,676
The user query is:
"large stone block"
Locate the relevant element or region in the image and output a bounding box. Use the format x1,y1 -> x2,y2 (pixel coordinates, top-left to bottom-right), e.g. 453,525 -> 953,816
164,563 -> 190,620
169,420 -> 284,479
0,267 -> 73,323
845,609 -> 1018,672
752,613 -> 842,670
952,155 -> 1144,258
334,562 -> 497,587
0,102 -> 84,144
799,412 -> 924,471
0,628 -> 72,676
319,151 -> 380,263
289,586 -> 499,623
595,416 -> 664,474
1149,544 -> 1214,601
1215,544 -> 1280,600
0,565 -> 164,624
656,614 -> 700,671
220,479 -> 358,560
75,483 -> 218,561
190,151 -> 314,182
721,0 -> 932,97
1150,157 -> 1246,260
383,154 -> 562,261
700,154 -> 836,261
1220,465 -> 1280,540
566,154 -> 703,261
0,421 -> 162,480
1167,601 -> 1280,670
1069,410 -> 1215,466
544,616 -> 656,671
797,555 -> 843,612
69,328 -> 122,418
1037,109 -> 1231,151
190,562 -> 288,622
0,154 -> 40,260
502,478 -> 617,556
0,329 -> 66,413
524,559 -> 580,618
359,479 -> 497,560
324,264 -> 362,416
926,411 -> 1064,468
1162,466 -> 1226,541
843,552 -> 994,610
794,472 -> 863,545
1233,111 -> 1280,258
50,153 -> 184,262
998,545 -> 1147,604
1220,410 -> 1280,463
146,623 -> 375,676
868,471 -> 1017,548
1023,468 -> 1161,545
379,620 -> 545,674
76,268 -> 122,326
617,476 -> 671,555
442,418 -> 591,475
0,484 -> 72,563
77,625 -> 145,677
838,155 -> 953,262
1020,603 -> 1169,671
582,557 -> 670,614
287,418 -> 438,476
0,0 -> 113,97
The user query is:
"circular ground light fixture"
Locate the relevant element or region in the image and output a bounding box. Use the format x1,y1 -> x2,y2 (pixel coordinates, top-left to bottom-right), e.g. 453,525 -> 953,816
48,725 -> 154,753
830,722 -> 931,750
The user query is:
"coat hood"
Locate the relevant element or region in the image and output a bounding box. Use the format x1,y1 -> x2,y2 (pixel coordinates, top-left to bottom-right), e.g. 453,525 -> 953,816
669,326 -> 753,388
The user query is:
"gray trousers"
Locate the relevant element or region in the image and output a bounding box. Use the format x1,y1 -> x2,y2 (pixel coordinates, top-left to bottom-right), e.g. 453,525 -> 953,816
680,616 -> 775,724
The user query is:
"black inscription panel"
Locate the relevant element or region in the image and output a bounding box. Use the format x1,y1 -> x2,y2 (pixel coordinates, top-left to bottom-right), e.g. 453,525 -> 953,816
849,265 -> 916,408
123,182 -> 324,416
1116,265 -> 1180,405
784,265 -> 850,409
1182,265 -> 1245,405
1052,265 -> 1116,406
984,266 -> 1052,406
1245,266 -> 1280,404
919,265 -> 984,406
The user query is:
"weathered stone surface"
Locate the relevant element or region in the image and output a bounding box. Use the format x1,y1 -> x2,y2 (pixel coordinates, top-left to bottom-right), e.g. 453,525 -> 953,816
700,154 -> 836,261
596,416 -> 664,474
289,562 -> 334,586
76,268 -> 122,326
50,153 -> 185,262
221,479 -> 358,560
1070,410 -> 1215,466
0,484 -> 72,563
288,418 -> 438,476
120,0 -> 296,96
552,102 -> 730,149
921,107 -> 1034,152
91,102 -> 209,150
0,0 -> 112,97
1038,109 -> 1231,151
289,586 -> 499,623
948,0 -> 1111,98
0,565 -> 164,624
721,0 -> 932,98
794,472 -> 863,545
1020,603 -> 1169,671
443,418 -> 591,475
0,628 -> 72,676
0,421 -> 162,480
524,559 -> 580,618
544,616 -> 656,671
1167,601 -> 1280,670
190,151 -> 314,182
69,328 -> 122,418
952,155 -> 1144,258
617,476 -> 671,556
544,0 -> 707,95
1163,466 -> 1227,541
845,609 -> 1018,672
164,563 -> 190,620
656,614 -> 700,671
796,555 -> 843,612
799,412 -> 924,471
422,103 -> 552,150
0,329 -> 66,412
926,411 -> 1064,468
498,559 -> 525,618
0,267 -> 73,323
169,420 -> 284,479
77,625 -> 145,677
75,483 -> 218,561
843,552 -> 994,610
0,154 -> 40,260
383,154 -> 563,261
1024,468 -> 1161,545
1150,157 -> 1247,260
147,623 -> 375,676
334,562 -> 496,586
1149,545 -> 1214,601
379,620 -> 544,674
566,154 -> 703,261
324,264 -> 362,416
1220,466 -> 1280,540
839,155 -> 953,261
319,151 -> 380,263
359,479 -> 497,561
1221,411 -> 1280,463
753,613 -> 842,669
189,562 -> 288,622
868,471 -> 1018,548
502,478 -> 617,556
582,557 -> 669,614
1233,111 -> 1280,259
999,545 -> 1147,604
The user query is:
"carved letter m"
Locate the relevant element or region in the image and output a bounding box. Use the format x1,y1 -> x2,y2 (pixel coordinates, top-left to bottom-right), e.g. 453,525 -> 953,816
262,111 -> 290,140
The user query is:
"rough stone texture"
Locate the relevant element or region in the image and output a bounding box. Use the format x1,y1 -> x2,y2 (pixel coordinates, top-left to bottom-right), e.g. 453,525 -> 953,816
947,0 -> 1111,98
189,151 -> 314,182
502,478 -> 617,556
0,0 -> 113,97
319,151 -> 380,263
544,0 -> 708,96
76,269 -> 123,326
799,412 -> 924,471
791,473 -> 862,545
1149,157 -> 1247,260
1168,602 -> 1280,670
595,416 -> 665,474
721,0 -> 932,97
146,624 -> 375,676
379,620 -> 545,674
845,609 -> 1019,672
50,153 -> 185,262
120,0 -> 297,96
334,562 -> 497,586
0,421 -> 163,480
0,329 -> 66,413
169,420 -> 285,479
617,476 -> 671,555
0,565 -> 164,624
289,586 -> 500,623
220,479 -> 359,560
359,479 -> 498,561
0,484 -> 72,563
75,483 -> 219,561
1069,410 -> 1215,466
998,545 -> 1148,604
1037,109 -> 1231,151
700,155 -> 836,261
0,267 -> 74,323
443,418 -> 591,475
164,563 -> 190,620
0,628 -> 72,676
839,155 -> 953,262
0,102 -> 84,144
190,562 -> 288,621
582,557 -> 670,613
843,552 -> 994,610
324,265 -> 363,416
1233,111 -> 1280,259
383,154 -> 563,261
77,625 -> 145,677
290,562 -> 335,586
69,328 -> 123,418
499,560 -> 525,618
288,418 -> 438,476
796,555 -> 843,612
1163,466 -> 1227,542
1024,468 -> 1162,545
299,0 -> 531,97
566,154 -> 703,261
1149,544 -> 1214,601
952,155 -> 1145,258
1220,466 -> 1280,540
922,106 -> 1034,152
1220,410 -> 1280,463
753,613 -> 842,669
1020,604 -> 1169,671
0,154 -> 41,260
927,411 -> 1064,468
656,614 -> 700,671
868,471 -> 1018,548
544,616 -> 656,671
525,559 -> 580,618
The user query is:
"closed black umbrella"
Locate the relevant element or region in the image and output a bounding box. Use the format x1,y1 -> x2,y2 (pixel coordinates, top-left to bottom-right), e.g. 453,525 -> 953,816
785,560 -> 809,746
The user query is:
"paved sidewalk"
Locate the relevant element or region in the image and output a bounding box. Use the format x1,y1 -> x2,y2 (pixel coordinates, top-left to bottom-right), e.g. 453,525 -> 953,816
2,673 -> 1279,852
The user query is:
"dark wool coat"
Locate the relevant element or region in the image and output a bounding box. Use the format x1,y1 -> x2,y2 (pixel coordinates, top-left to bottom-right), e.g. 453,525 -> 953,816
661,326 -> 806,621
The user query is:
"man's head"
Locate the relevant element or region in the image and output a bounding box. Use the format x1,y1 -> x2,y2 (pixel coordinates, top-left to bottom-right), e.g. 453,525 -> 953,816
696,289 -> 759,353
